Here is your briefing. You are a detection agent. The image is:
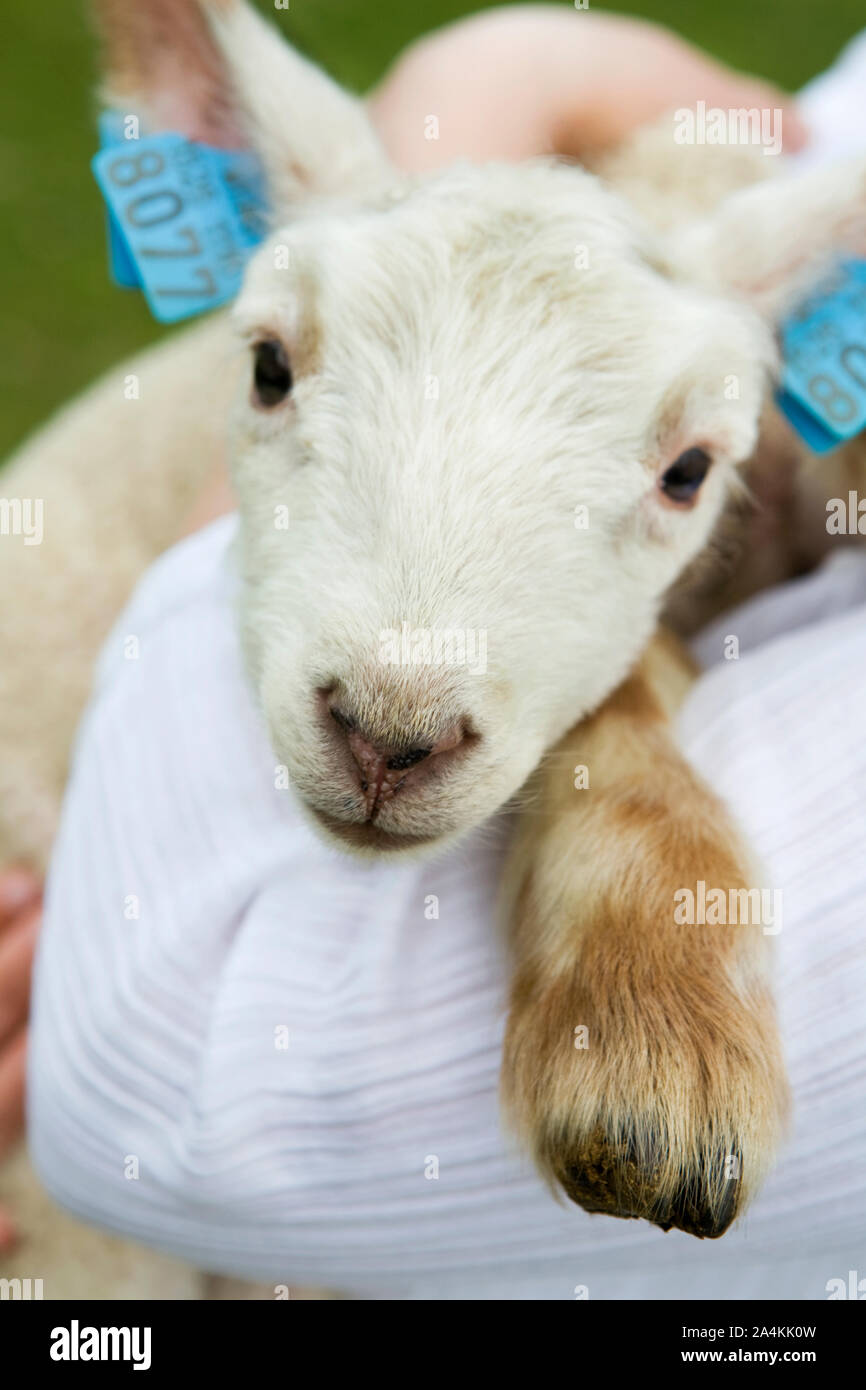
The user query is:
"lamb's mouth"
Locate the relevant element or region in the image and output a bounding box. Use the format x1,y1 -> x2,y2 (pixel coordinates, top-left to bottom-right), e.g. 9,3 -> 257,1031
306,804 -> 441,856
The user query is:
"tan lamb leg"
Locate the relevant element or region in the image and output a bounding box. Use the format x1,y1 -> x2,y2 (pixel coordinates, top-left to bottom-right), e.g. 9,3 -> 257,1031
501,631 -> 789,1238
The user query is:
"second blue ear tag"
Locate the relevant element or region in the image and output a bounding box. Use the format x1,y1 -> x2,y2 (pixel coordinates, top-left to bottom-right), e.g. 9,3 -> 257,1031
93,119 -> 270,323
777,259 -> 866,453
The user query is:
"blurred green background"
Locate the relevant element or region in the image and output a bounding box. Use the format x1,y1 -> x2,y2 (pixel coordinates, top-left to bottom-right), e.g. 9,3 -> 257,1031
1,0 -> 863,459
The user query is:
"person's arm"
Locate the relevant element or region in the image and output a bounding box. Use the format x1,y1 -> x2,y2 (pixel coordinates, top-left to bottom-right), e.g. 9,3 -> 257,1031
367,5 -> 807,171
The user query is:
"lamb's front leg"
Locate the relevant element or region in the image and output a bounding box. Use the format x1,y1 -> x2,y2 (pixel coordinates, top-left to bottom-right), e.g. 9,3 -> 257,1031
502,631 -> 789,1238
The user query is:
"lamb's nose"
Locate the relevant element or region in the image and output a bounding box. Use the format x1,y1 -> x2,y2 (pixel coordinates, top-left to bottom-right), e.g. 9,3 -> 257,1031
327,700 -> 467,818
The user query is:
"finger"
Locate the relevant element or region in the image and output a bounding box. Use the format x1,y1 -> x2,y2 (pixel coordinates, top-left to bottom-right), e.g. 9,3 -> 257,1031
0,868 -> 41,927
0,903 -> 40,1046
0,1205 -> 17,1254
0,1026 -> 27,1161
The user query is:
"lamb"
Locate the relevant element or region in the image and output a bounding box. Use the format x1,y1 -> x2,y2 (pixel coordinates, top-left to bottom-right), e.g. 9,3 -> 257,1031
1,0 -> 864,1296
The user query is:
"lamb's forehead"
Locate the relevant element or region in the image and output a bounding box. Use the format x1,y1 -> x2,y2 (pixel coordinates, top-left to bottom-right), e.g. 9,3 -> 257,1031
247,161 -> 658,314
238,160 -> 770,426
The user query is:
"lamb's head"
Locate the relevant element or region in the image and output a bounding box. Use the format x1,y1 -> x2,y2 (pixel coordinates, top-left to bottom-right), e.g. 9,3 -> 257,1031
229,163 -> 776,853
97,0 -> 866,855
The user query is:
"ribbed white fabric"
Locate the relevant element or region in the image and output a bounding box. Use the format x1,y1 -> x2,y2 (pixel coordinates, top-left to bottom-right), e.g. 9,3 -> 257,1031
27,41 -> 866,1299
27,517 -> 866,1300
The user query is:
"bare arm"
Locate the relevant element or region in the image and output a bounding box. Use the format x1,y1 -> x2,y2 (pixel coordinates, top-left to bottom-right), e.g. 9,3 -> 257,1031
367,5 -> 806,170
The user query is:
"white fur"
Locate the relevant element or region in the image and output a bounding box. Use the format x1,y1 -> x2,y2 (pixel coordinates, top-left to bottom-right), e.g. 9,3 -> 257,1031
229,158 -> 777,852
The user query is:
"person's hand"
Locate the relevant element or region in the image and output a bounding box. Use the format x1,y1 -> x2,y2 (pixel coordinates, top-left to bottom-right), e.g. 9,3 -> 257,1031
368,5 -> 808,171
0,867 -> 42,1250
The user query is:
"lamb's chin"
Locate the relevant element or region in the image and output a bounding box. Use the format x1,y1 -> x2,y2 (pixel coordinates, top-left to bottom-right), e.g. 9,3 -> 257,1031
284,753 -> 490,858
305,805 -> 447,858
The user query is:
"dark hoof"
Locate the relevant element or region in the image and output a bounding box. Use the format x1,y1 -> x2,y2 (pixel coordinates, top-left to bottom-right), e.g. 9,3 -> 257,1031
558,1126 -> 742,1239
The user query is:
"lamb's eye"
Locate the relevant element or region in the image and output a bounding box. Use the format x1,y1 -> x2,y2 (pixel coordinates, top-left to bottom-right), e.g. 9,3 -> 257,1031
252,338 -> 292,407
659,447 -> 712,503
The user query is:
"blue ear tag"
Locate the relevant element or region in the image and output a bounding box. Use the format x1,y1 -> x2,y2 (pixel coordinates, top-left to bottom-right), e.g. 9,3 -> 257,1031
777,259 -> 866,453
97,112 -> 143,288
92,116 -> 270,323
210,147 -> 271,247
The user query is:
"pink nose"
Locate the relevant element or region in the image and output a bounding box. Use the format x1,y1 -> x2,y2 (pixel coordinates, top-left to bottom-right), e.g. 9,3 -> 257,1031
327,699 -> 467,819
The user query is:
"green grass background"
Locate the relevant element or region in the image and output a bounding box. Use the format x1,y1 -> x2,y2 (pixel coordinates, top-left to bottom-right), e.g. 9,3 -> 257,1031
1,0 -> 862,458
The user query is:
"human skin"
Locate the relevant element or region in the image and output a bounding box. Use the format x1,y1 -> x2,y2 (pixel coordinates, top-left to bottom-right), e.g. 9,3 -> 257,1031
0,871 -> 40,1247
0,4 -> 807,1241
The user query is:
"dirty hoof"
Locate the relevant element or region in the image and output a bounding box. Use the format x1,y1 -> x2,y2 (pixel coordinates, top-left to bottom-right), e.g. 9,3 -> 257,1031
558,1126 -> 742,1239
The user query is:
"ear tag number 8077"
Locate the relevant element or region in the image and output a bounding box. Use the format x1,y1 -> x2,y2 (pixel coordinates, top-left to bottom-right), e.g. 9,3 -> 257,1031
92,124 -> 268,324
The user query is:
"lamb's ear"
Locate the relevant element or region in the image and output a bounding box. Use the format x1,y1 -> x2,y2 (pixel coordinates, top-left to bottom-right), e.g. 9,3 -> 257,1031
91,0 -> 393,209
669,158 -> 866,320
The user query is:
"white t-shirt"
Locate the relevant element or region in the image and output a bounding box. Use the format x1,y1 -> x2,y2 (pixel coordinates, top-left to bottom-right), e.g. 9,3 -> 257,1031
28,517 -> 866,1300
27,38 -> 866,1299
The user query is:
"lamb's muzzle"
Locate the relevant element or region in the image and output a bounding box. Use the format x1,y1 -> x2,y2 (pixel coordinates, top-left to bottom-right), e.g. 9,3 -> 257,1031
323,687 -> 470,820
